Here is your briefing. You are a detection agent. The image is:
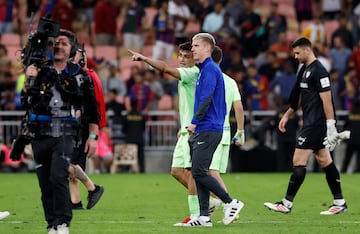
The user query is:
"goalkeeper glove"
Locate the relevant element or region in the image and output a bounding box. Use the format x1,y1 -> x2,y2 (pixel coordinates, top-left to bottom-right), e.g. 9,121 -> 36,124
232,129 -> 245,145
323,130 -> 351,152
325,119 -> 338,145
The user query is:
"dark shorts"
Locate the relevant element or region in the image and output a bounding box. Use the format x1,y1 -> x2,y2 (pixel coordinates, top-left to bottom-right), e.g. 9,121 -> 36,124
71,144 -> 86,170
296,124 -> 326,151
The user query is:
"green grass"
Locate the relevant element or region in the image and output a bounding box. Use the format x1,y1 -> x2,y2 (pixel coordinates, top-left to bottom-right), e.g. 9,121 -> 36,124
0,173 -> 359,234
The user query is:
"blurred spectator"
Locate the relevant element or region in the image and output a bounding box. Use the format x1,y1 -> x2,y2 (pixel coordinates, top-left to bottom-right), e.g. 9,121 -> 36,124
52,0 -> 76,31
329,68 -> 345,110
348,38 -> 360,81
123,99 -> 146,173
294,0 -> 313,25
152,0 -> 175,61
341,102 -> 360,173
202,2 -> 239,44
223,48 -> 246,75
264,1 -> 287,48
268,31 -> 292,67
106,89 -> 127,144
330,13 -> 353,49
121,0 -> 146,50
39,0 -> 57,16
270,60 -> 297,110
168,0 -> 191,45
101,62 -> 127,104
244,64 -> 269,110
313,46 -> 331,72
93,0 -> 120,45
224,0 -> 244,24
352,2 -> 360,45
71,0 -> 97,24
127,70 -> 154,113
237,0 -> 262,58
343,67 -> 359,110
321,0 -> 341,21
202,2 -> 225,33
258,51 -> 280,82
328,35 -> 352,79
92,127 -> 114,173
0,0 -> 19,34
0,49 -> 15,110
301,15 -> 327,52
126,64 -> 142,91
191,0 -> 213,28
26,0 -> 41,18
144,68 -> 164,111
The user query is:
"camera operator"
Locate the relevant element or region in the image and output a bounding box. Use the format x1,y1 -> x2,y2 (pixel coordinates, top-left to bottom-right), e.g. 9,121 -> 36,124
22,29 -> 99,233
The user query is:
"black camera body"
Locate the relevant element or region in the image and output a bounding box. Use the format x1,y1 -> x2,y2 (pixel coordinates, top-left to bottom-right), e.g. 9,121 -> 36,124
22,16 -> 60,67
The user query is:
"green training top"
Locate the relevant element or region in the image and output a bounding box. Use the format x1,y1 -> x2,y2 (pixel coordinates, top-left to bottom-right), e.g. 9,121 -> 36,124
222,73 -> 241,144
177,66 -> 199,133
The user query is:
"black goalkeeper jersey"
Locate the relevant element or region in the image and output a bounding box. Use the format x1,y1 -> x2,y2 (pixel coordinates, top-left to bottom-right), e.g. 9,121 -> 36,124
298,60 -> 332,127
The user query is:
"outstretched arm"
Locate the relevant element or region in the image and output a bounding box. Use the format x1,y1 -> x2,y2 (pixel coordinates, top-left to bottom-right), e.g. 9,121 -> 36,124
128,49 -> 181,79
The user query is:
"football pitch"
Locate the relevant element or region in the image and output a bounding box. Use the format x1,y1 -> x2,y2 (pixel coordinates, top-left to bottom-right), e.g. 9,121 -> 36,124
0,173 -> 359,234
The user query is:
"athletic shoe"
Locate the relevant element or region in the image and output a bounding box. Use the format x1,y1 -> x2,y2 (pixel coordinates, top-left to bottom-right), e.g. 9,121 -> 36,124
183,216 -> 213,227
56,223 -> 69,234
320,203 -> 348,215
47,227 -> 57,234
209,198 -> 222,217
87,185 -> 104,209
264,200 -> 292,214
72,201 -> 84,210
0,211 -> 9,220
173,216 -> 191,226
223,199 -> 244,225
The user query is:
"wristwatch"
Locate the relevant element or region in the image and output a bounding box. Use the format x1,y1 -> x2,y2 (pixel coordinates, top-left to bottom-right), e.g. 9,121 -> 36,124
88,134 -> 98,140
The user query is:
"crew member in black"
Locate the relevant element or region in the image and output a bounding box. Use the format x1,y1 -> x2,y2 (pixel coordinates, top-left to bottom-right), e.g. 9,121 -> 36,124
22,29 -> 99,233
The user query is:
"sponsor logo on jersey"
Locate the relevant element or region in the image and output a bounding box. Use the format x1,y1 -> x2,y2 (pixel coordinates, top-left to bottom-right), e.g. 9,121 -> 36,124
320,77 -> 330,88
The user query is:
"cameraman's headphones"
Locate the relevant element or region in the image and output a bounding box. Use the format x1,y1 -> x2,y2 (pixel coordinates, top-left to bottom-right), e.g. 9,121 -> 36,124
78,43 -> 86,68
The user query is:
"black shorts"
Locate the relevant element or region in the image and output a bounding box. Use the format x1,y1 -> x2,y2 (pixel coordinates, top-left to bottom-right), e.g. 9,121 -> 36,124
296,124 -> 326,151
71,144 -> 86,170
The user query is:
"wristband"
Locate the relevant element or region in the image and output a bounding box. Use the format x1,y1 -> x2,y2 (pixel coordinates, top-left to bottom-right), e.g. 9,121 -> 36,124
88,134 -> 98,140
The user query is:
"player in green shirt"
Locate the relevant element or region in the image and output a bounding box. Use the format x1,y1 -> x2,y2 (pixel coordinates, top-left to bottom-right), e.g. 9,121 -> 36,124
129,43 -> 200,225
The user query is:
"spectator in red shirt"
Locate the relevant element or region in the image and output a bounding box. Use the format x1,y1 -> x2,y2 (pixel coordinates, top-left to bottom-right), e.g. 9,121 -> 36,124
52,0 -> 77,31
93,0 -> 119,45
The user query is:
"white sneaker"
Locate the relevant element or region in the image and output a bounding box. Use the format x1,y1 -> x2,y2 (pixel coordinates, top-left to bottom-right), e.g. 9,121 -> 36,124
320,203 -> 348,215
47,227 -> 57,234
208,198 -> 222,217
183,216 -> 213,227
264,200 -> 292,214
0,211 -> 10,220
173,216 -> 191,226
56,223 -> 69,234
223,199 -> 244,225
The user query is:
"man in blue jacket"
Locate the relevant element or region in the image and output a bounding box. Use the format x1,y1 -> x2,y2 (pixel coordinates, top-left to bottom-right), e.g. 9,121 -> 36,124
185,33 -> 243,227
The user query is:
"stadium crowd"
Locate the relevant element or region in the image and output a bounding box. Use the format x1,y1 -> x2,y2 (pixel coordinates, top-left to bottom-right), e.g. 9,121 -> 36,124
1,0 -> 360,173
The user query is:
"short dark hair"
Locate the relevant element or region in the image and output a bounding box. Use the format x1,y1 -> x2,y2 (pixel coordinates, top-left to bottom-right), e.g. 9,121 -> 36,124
59,29 -> 78,50
291,37 -> 312,49
211,45 -> 222,64
179,41 -> 192,51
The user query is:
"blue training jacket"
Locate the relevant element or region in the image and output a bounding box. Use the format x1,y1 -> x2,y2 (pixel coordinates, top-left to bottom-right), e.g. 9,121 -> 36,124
191,57 -> 226,133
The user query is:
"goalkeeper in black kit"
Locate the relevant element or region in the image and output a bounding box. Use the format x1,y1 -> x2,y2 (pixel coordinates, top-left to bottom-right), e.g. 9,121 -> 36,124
264,37 -> 349,215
